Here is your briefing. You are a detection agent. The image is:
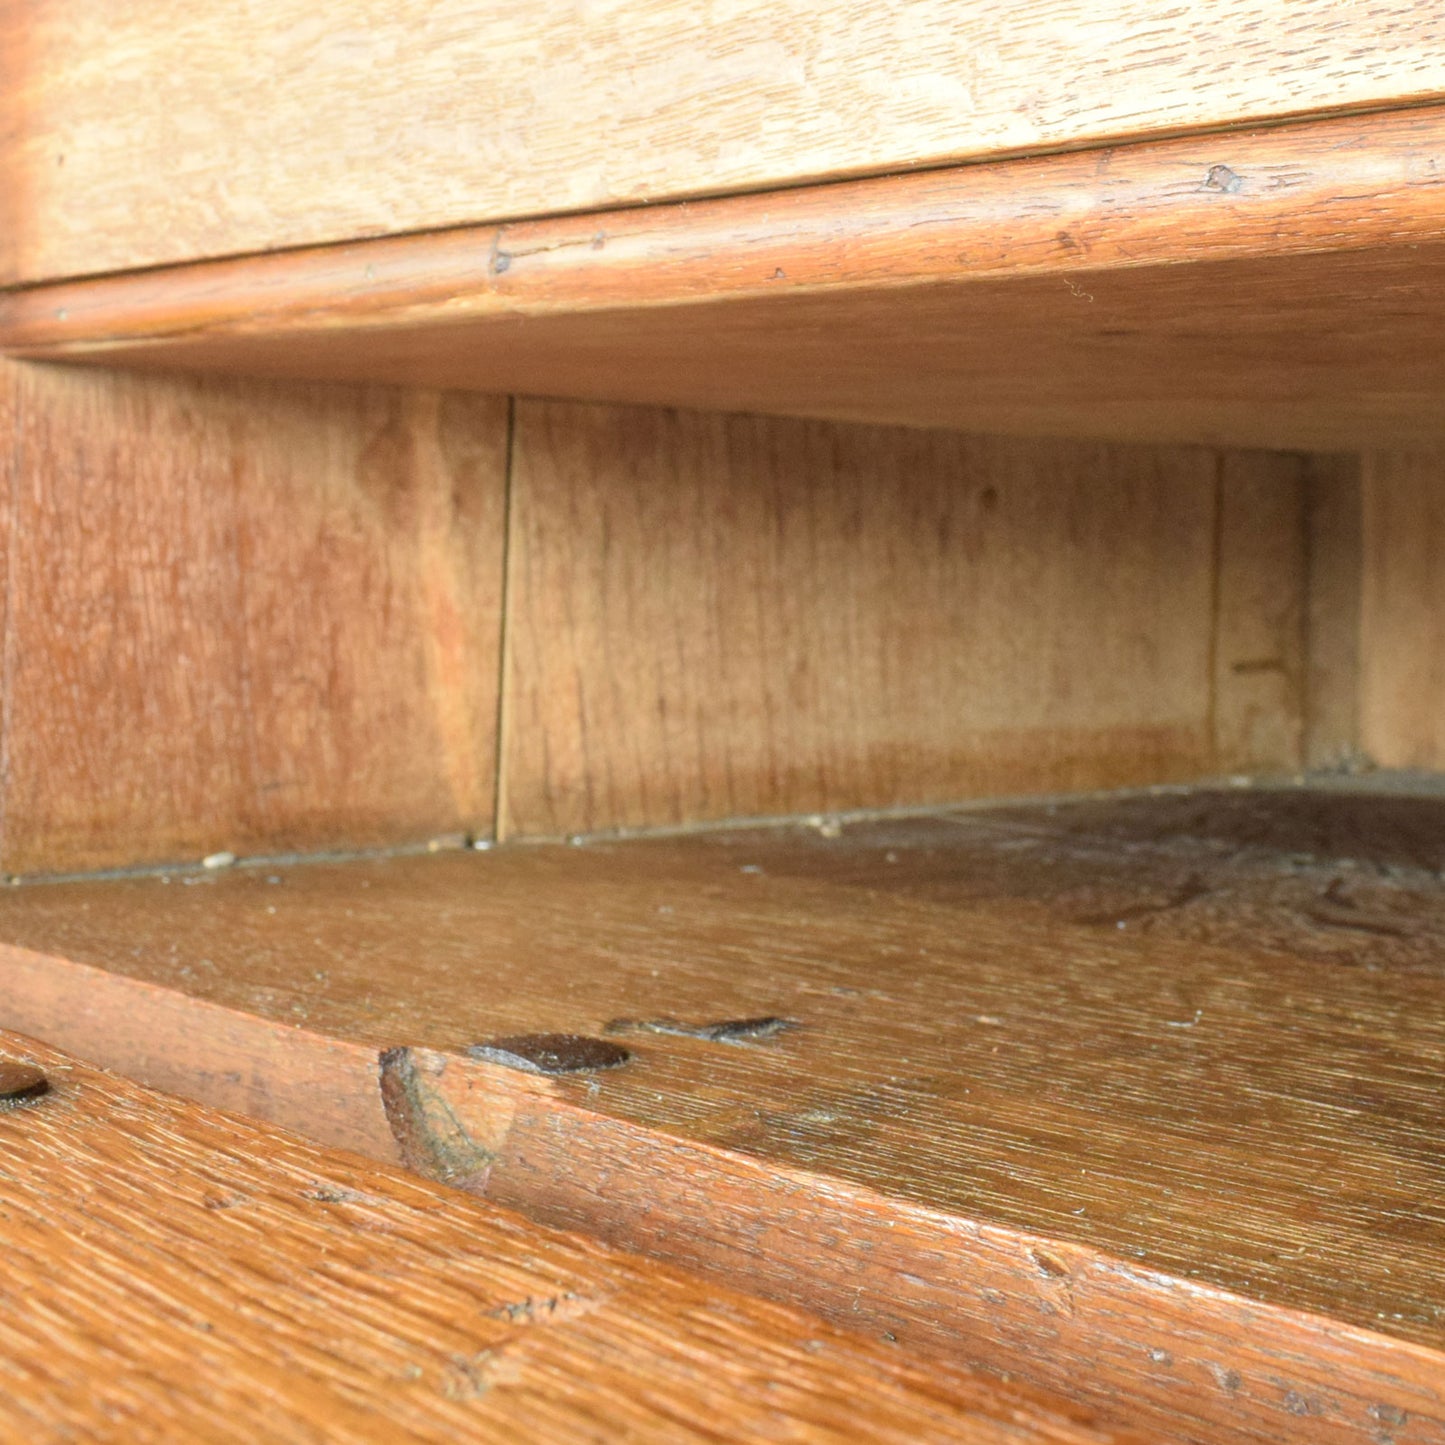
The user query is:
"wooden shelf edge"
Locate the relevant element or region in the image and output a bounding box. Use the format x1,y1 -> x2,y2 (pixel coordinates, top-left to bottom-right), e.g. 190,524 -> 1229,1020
3,103 -> 1444,362
0,1029 -> 1136,1443
2,790 -> 1444,1442
0,938 -> 1435,1444
395,1043 -> 1445,1445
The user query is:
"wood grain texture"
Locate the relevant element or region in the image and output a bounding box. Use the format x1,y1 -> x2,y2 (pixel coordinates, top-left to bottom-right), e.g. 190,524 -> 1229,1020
1360,449 -> 1445,770
1211,451 -> 1307,772
1304,455 -> 1365,770
0,360 -> 507,874
0,365 -> 1319,870
501,404 -> 1303,838
0,788 -> 1441,1441
10,106 -> 1445,449
0,1033 -> 1129,1444
5,3 -> 1445,285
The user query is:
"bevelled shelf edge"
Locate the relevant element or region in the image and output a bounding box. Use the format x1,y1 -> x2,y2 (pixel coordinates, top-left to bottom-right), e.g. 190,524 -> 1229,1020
3,104 -> 1444,353
4,105 -> 1445,450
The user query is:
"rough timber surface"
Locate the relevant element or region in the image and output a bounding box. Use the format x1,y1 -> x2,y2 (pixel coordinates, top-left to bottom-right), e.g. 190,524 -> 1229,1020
0,359 -> 508,875
0,1032 -> 1126,1444
0,788 -> 1441,1441
500,406 -> 1305,837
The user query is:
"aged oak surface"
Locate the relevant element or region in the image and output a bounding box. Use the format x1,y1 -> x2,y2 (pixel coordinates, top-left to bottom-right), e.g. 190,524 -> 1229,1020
0,363 -> 1317,872
0,1032 -> 1129,1443
10,107 -> 1445,449
502,405 -> 1308,837
5,2 -> 1445,285
1360,449 -> 1445,772
0,360 -> 508,875
0,787 -> 1440,1441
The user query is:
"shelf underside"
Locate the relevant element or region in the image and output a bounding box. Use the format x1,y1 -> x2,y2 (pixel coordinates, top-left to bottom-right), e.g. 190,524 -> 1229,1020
7,107 -> 1445,450
0,785 -> 1441,1442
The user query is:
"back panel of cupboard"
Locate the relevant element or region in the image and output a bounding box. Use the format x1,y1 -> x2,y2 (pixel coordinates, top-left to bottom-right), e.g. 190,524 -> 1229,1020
0,363 -> 1324,874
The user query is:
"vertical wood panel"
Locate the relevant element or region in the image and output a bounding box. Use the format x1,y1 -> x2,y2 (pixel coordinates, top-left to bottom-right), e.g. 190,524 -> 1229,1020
1360,449 -> 1445,771
1303,455 -> 1363,770
0,362 -> 508,874
502,402 -> 1237,839
0,365 -> 15,855
1211,451 -> 1307,775
0,372 -> 1333,869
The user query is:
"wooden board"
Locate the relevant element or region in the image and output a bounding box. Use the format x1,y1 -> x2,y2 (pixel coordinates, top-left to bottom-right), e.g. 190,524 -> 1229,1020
1360,449 -> 1445,771
10,106 -> 1445,450
1304,455 -> 1364,770
0,1031 -> 1130,1443
1211,451 -> 1307,772
0,366 -> 1320,870
5,3 -> 1445,285
502,404 -> 1306,837
0,360 -> 507,875
0,787 -> 1440,1442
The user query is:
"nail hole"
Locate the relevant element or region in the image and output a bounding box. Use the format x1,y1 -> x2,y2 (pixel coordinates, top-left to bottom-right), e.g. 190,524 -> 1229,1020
468,1034 -> 630,1075
1204,163 -> 1243,193
0,1062 -> 50,1110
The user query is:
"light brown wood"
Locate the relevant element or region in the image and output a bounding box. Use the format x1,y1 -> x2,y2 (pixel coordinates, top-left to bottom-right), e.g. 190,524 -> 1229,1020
10,107 -> 1445,449
1360,449 -> 1445,770
5,3 -> 1445,286
0,787 -> 1441,1442
0,365 -> 1328,872
1304,455 -> 1364,770
1211,452 -> 1307,772
502,404 -> 1305,838
0,360 -> 507,875
0,1031 -> 1130,1443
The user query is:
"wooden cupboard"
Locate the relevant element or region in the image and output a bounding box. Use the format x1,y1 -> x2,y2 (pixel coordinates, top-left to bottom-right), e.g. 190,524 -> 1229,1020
1,7 -> 1443,1440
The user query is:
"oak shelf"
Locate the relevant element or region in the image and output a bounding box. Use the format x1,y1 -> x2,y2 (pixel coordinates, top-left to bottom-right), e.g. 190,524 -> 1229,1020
0,1031 -> 1129,1443
0,784 -> 1440,1442
7,9 -> 1445,1440
6,106 -> 1445,450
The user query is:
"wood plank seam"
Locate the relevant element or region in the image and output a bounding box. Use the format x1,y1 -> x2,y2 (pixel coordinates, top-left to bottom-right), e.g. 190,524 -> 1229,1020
0,371 -> 20,863
493,396 -> 518,844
